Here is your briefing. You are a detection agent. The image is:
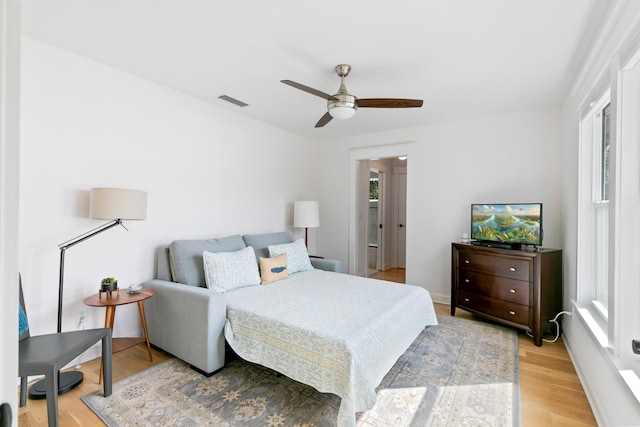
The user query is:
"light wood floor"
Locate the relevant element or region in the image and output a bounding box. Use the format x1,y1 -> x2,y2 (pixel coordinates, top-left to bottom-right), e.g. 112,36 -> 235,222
374,268 -> 597,427
369,267 -> 406,283
18,344 -> 173,426
19,269 -> 597,427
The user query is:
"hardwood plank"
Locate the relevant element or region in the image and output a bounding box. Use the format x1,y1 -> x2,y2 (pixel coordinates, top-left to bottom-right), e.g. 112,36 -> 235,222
112,337 -> 146,353
369,268 -> 405,283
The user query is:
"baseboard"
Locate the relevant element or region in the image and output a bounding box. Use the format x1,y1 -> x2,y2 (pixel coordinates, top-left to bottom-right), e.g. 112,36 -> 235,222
562,325 -> 607,426
429,292 -> 451,305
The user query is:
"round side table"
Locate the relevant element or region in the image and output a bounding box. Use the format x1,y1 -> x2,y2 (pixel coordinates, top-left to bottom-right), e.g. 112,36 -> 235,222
83,288 -> 155,381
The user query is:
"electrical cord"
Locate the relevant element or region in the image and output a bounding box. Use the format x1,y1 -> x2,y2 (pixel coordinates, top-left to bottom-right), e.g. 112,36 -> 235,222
75,310 -> 86,369
526,310 -> 572,343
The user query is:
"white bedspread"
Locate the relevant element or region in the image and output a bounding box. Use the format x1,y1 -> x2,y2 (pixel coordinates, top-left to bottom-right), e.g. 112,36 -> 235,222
223,269 -> 438,427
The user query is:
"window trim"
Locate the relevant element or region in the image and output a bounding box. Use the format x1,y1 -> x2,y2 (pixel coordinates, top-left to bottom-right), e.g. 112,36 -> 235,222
580,91 -> 612,326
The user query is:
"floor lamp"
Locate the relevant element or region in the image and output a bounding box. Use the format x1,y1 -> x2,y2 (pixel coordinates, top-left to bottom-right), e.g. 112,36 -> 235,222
293,201 -> 319,248
28,187 -> 147,399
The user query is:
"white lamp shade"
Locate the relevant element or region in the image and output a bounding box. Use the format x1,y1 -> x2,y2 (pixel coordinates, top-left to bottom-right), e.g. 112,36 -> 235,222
89,187 -> 148,220
293,201 -> 319,228
328,106 -> 356,120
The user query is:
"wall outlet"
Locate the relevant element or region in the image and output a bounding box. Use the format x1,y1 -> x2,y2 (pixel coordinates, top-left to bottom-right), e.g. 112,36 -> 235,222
76,308 -> 87,328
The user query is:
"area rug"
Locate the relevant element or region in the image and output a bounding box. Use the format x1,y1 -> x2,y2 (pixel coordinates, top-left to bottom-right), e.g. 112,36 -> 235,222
83,315 -> 520,426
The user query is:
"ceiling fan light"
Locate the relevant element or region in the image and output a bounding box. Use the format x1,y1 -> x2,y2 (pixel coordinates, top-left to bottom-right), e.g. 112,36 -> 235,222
329,106 -> 356,120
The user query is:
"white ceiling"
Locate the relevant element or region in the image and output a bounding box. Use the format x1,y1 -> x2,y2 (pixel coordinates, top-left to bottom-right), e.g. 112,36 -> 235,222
21,0 -> 605,141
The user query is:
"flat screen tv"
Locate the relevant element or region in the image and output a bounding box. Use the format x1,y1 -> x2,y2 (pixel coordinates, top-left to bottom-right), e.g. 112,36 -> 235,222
471,203 -> 542,248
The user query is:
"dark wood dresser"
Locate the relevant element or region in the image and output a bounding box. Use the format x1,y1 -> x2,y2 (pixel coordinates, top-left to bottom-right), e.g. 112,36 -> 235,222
451,242 -> 562,346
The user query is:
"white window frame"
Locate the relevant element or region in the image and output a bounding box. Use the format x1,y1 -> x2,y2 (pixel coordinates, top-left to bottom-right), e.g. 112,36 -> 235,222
577,47 -> 640,376
574,14 -> 640,406
590,95 -> 611,322
579,89 -> 611,327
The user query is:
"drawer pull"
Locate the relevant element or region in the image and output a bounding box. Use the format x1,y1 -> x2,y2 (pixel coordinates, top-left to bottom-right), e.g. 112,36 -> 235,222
509,289 -> 516,293
509,310 -> 516,315
464,260 -> 470,264
464,279 -> 470,283
509,267 -> 517,272
464,297 -> 470,302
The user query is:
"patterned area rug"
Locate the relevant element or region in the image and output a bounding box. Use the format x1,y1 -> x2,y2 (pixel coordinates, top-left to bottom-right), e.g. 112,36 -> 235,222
83,315 -> 519,426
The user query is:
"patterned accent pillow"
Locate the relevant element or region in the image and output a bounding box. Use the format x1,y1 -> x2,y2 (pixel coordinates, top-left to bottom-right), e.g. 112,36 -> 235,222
202,246 -> 261,293
268,239 -> 313,274
259,254 -> 288,284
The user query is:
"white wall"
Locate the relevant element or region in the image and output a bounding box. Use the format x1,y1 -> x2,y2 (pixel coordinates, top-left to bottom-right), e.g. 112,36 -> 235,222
316,107 -> 563,303
1,2 -> 21,425
18,38 -> 317,356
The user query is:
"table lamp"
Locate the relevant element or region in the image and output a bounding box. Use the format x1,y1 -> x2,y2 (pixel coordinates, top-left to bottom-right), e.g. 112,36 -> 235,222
28,187 -> 147,399
293,201 -> 319,247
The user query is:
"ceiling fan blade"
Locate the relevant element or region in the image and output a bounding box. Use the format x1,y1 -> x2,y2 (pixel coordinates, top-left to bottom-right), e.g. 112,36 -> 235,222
357,98 -> 423,108
281,80 -> 338,101
315,112 -> 333,128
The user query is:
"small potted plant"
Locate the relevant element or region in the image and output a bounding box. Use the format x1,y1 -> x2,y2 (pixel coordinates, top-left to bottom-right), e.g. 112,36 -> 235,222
100,277 -> 118,292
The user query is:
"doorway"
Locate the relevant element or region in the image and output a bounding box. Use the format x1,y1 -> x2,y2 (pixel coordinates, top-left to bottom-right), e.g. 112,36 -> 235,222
348,143 -> 414,280
359,159 -> 407,280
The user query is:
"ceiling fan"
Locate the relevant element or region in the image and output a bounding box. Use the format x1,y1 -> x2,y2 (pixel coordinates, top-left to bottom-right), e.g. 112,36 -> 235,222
281,64 -> 423,128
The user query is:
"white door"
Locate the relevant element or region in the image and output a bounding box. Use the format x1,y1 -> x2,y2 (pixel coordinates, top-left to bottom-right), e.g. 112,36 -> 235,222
397,171 -> 407,268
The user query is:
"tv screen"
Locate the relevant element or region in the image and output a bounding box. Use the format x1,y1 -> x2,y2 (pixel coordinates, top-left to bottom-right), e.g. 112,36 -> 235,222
471,203 -> 542,247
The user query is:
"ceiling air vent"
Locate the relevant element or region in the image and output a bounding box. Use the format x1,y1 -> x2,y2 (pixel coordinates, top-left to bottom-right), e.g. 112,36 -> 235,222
218,95 -> 248,107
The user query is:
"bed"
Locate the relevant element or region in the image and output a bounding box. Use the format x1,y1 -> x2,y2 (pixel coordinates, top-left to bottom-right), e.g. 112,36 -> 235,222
143,232 -> 438,426
223,268 -> 438,427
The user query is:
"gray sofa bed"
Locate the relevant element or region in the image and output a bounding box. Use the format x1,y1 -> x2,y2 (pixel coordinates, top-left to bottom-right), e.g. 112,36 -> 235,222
142,231 -> 341,375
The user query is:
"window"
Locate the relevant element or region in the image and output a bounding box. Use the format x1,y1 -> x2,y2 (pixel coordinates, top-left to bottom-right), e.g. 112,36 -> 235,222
575,25 -> 640,401
369,177 -> 379,201
594,101 -> 610,319
368,174 -> 379,247
579,92 -> 611,324
579,54 -> 640,360
601,103 -> 611,201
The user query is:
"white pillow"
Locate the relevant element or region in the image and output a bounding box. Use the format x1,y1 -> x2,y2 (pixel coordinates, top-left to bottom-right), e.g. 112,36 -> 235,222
202,246 -> 261,293
268,239 -> 313,274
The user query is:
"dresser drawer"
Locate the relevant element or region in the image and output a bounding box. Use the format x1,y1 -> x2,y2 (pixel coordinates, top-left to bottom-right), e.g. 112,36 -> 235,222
458,249 -> 531,281
457,290 -> 530,326
458,270 -> 530,305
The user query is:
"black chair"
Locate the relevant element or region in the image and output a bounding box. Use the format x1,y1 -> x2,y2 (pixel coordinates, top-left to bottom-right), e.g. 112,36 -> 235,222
18,276 -> 113,427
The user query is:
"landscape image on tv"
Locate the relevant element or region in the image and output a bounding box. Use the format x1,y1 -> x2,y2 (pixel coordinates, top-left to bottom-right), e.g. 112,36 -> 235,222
471,204 -> 542,245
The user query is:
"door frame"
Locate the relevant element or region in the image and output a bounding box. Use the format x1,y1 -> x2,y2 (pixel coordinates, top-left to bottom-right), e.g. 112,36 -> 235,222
374,169 -> 385,271
393,165 -> 407,268
1,1 -> 21,423
348,142 -> 415,276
